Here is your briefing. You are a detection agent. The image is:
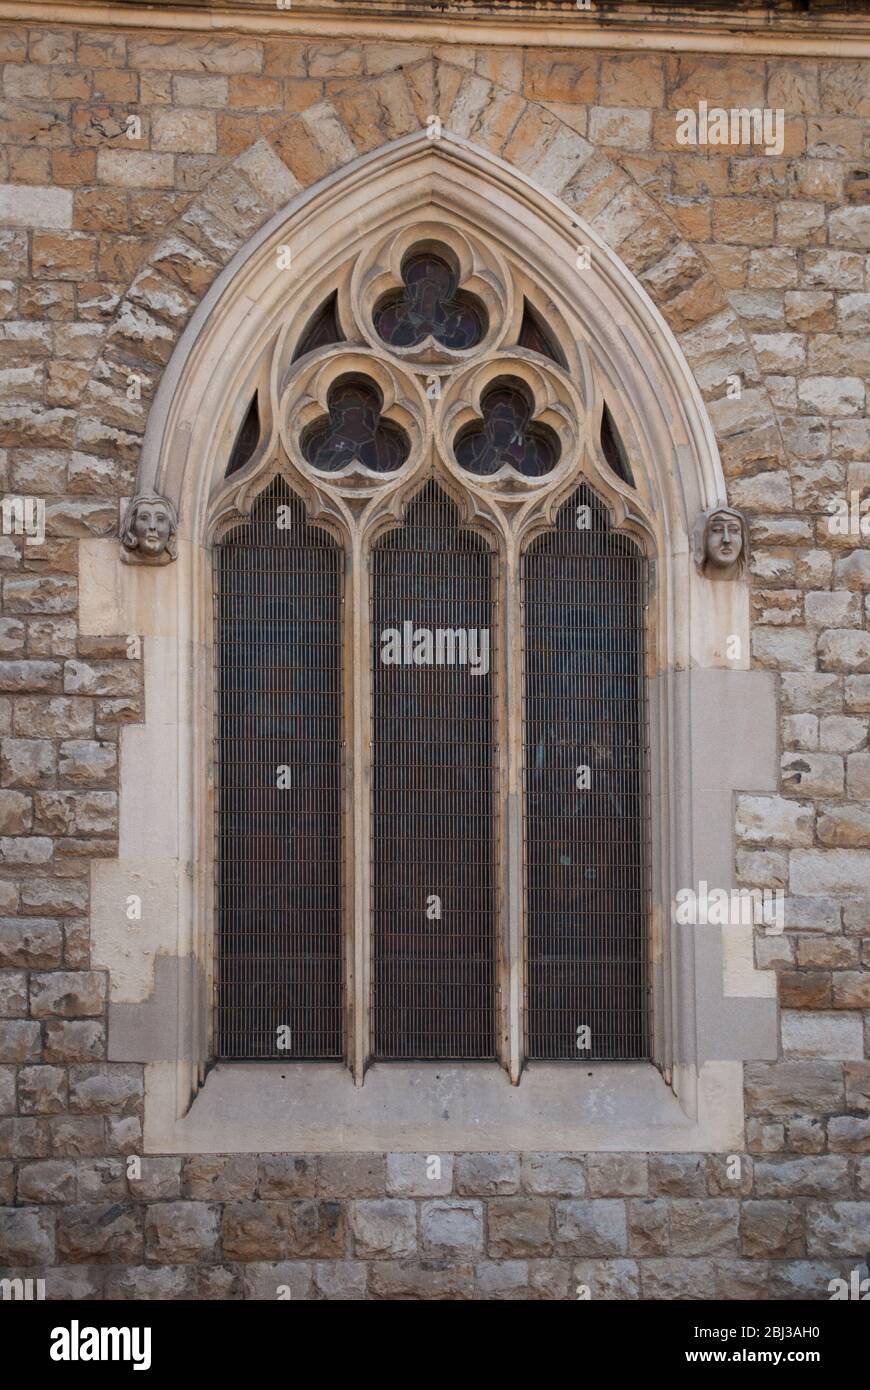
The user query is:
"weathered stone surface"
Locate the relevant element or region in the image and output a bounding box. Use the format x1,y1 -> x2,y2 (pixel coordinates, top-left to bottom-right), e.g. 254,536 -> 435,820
387,1152 -> 454,1197
257,1154 -> 317,1198
554,1200 -> 627,1256
806,1202 -> 870,1257
56,1202 -> 142,1263
741,1201 -> 805,1258
454,1152 -> 518,1196
29,971 -> 105,1018
180,1155 -> 257,1201
222,1200 -> 344,1260
144,1202 -> 220,1263
350,1199 -> 416,1259
420,1200 -> 483,1256
488,1198 -> 552,1257
521,1152 -> 587,1197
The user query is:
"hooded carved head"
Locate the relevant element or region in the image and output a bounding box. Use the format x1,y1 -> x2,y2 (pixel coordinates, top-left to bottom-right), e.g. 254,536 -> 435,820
694,505 -> 749,579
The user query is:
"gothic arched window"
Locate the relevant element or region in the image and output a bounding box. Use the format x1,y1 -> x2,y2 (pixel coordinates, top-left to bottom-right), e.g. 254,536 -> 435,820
213,224 -> 650,1077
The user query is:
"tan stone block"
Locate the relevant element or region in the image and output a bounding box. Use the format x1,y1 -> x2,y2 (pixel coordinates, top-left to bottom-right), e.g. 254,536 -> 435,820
712,198 -> 776,247
469,88 -> 526,155
589,106 -> 651,151
561,152 -> 628,222
475,49 -> 523,95
503,103 -> 560,174
279,78 -> 325,117
228,75 -> 282,110
600,53 -> 664,107
75,31 -> 126,68
127,34 -> 262,74
807,116 -> 865,160
666,55 -> 766,107
366,44 -> 430,77
30,29 -> 75,64
0,105 -> 70,149
524,50 -> 598,106
32,232 -> 96,282
434,63 -> 466,123
216,114 -> 259,159
664,274 -> 728,333
672,155 -> 731,198
540,101 -> 587,138
404,60 -> 435,127
50,69 -> 92,101
72,190 -> 126,236
172,75 -> 229,108
777,200 -> 826,246
792,160 -> 845,202
268,117 -> 334,187
262,39 -> 307,79
152,108 -> 216,155
46,361 -> 89,408
727,157 -> 788,199
767,60 -> 820,115
97,236 -> 149,284
308,44 -> 363,79
91,70 -> 138,104
432,46 -> 476,74
140,72 -> 172,105
820,60 -> 870,118
300,101 -> 356,171
8,148 -> 51,183
701,245 -> 749,289
44,149 -> 93,192
662,196 -> 711,242
334,73 -> 419,155
128,192 -> 185,238
618,215 -> 680,278
97,150 -> 174,189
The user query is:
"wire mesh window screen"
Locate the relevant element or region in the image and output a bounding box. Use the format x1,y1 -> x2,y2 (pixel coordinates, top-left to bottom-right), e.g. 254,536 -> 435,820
522,485 -> 650,1061
370,483 -> 499,1060
215,479 -> 344,1059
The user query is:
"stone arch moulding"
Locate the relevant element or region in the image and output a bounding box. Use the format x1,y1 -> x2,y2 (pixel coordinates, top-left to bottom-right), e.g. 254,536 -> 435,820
81,131 -> 779,1154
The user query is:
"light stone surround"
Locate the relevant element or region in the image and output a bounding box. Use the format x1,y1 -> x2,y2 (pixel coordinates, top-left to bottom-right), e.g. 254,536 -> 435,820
77,128 -> 781,1154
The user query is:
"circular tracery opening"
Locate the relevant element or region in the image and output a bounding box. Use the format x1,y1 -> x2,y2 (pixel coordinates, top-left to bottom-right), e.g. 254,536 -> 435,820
373,247 -> 488,352
300,374 -> 409,473
454,377 -> 560,478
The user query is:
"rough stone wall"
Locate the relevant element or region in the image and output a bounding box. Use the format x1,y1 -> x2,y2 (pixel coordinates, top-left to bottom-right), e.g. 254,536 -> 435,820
0,20 -> 868,1299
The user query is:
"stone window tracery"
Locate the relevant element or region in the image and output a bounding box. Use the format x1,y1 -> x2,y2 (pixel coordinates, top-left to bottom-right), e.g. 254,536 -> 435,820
212,223 -> 651,1079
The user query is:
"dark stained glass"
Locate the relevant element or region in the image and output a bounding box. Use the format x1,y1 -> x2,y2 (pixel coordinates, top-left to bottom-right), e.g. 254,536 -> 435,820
518,299 -> 567,368
454,378 -> 560,477
215,479 -> 344,1059
292,291 -> 344,362
374,251 -> 487,351
226,393 -> 260,478
523,485 -> 649,1061
300,375 -> 409,473
601,402 -> 636,488
371,483 -> 498,1060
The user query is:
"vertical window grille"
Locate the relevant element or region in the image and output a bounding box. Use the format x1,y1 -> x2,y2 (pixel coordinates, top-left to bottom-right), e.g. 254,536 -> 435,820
370,483 -> 498,1059
523,485 -> 649,1061
215,480 -> 344,1059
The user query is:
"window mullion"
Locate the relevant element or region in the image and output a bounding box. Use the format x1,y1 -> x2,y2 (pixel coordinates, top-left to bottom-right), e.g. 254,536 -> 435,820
503,540 -> 524,1084
350,531 -> 371,1085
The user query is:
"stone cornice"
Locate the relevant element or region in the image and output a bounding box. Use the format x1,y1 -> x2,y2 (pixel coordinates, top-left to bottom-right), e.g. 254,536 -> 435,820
6,0 -> 870,57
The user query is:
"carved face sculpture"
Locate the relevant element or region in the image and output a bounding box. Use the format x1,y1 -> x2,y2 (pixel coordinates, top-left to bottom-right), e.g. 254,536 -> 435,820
705,509 -> 744,571
121,492 -> 178,563
134,500 -> 172,555
695,505 -> 748,579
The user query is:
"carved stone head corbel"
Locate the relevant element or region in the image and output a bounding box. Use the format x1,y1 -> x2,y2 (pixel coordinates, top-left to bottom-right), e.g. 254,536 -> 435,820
120,492 -> 178,565
694,504 -> 749,580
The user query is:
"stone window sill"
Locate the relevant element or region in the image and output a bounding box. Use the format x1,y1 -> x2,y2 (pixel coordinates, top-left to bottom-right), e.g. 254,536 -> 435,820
143,1058 -> 744,1154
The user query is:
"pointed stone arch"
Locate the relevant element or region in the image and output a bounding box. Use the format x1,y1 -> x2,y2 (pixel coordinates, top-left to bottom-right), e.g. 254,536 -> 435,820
79,94 -> 780,1151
